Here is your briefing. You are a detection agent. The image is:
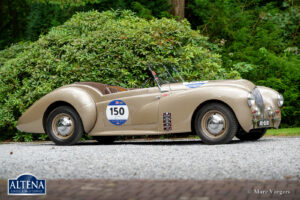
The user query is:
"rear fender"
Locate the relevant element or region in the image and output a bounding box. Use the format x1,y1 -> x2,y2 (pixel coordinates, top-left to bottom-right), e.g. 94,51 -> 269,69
17,87 -> 97,133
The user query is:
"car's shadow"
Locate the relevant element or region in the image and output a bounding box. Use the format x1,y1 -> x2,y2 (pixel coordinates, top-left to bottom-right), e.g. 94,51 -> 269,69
79,140 -> 203,146
74,138 -> 272,146
31,138 -> 274,146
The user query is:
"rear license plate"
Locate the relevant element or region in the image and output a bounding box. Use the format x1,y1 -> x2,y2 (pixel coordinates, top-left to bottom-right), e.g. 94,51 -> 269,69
258,120 -> 270,127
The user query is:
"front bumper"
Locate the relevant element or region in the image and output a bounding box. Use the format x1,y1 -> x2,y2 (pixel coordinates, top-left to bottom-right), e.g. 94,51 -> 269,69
250,86 -> 282,130
252,117 -> 281,129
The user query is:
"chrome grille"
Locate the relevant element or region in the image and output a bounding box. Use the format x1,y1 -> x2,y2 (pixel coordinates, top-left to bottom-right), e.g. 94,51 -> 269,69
253,87 -> 264,112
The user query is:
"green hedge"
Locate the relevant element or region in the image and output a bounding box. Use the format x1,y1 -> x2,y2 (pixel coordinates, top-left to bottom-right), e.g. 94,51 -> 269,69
0,10 -> 237,140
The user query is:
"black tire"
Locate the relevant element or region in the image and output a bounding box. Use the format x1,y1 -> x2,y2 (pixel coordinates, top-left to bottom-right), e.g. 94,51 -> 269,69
194,103 -> 238,144
93,136 -> 117,144
45,106 -> 83,145
236,128 -> 267,141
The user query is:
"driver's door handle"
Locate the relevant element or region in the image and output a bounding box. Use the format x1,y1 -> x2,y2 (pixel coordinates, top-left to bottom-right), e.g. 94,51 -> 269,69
155,95 -> 161,99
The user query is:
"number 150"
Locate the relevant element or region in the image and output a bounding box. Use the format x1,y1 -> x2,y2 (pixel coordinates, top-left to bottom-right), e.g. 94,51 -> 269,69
110,107 -> 125,115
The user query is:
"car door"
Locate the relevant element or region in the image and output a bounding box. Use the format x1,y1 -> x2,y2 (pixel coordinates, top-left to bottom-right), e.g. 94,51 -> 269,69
89,87 -> 164,135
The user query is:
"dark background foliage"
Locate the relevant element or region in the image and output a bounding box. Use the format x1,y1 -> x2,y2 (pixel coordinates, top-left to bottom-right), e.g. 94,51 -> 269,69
0,0 -> 299,141
186,0 -> 299,127
0,0 -> 171,49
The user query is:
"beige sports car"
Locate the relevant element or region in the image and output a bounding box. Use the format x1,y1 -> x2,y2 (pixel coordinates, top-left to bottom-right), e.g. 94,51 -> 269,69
17,65 -> 283,145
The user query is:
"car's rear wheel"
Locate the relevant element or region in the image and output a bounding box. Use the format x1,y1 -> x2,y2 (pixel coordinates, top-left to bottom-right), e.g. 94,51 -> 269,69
93,136 -> 117,144
45,106 -> 83,145
194,103 -> 238,144
236,128 -> 267,141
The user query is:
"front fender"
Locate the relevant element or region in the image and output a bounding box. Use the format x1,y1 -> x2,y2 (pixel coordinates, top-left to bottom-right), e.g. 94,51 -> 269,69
159,85 -> 253,133
17,86 -> 97,133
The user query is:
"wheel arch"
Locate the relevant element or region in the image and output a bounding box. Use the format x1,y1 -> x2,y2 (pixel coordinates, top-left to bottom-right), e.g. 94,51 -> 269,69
43,101 -> 78,133
191,99 -> 239,134
17,86 -> 97,134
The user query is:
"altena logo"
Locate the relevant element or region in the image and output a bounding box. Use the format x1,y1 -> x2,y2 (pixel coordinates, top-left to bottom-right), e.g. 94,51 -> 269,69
8,174 -> 46,195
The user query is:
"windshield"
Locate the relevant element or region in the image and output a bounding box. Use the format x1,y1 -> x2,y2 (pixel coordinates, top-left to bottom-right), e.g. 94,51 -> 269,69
148,65 -> 184,85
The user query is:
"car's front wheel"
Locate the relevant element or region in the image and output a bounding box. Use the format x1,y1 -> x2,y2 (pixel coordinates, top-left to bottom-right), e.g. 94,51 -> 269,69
236,128 -> 267,141
194,103 -> 238,144
45,106 -> 83,145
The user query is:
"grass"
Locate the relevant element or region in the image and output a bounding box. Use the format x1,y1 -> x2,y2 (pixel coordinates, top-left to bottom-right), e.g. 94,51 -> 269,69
266,127 -> 300,136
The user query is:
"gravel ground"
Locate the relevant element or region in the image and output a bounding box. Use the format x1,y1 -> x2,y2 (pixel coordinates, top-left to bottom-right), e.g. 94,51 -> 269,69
0,137 -> 299,180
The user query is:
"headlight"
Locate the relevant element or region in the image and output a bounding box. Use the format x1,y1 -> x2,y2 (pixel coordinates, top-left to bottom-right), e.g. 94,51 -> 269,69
247,92 -> 255,107
277,94 -> 284,107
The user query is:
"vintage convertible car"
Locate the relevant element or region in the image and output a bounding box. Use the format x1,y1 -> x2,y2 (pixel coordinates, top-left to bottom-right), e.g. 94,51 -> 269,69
17,65 -> 283,145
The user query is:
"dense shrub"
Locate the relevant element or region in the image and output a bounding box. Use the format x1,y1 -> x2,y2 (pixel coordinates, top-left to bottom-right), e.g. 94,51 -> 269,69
0,42 -> 32,67
0,10 -> 236,139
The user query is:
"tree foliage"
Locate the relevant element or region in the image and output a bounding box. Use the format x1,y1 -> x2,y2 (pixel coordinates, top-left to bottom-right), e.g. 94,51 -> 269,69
188,0 -> 300,127
0,0 -> 29,49
0,0 -> 171,50
0,10 -> 235,140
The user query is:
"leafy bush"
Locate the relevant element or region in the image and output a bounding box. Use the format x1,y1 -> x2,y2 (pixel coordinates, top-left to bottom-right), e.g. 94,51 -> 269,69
13,132 -> 33,142
0,10 -> 236,140
0,42 -> 32,67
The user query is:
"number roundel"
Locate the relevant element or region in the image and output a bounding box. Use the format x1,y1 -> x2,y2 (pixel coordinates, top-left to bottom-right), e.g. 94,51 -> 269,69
106,100 -> 129,126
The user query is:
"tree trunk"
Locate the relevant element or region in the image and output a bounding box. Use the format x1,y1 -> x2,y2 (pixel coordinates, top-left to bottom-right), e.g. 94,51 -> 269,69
169,0 -> 185,20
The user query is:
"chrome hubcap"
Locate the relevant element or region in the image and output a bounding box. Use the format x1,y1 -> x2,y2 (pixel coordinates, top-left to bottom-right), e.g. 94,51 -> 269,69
201,110 -> 227,138
56,117 -> 73,136
206,114 -> 225,135
52,114 -> 74,139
